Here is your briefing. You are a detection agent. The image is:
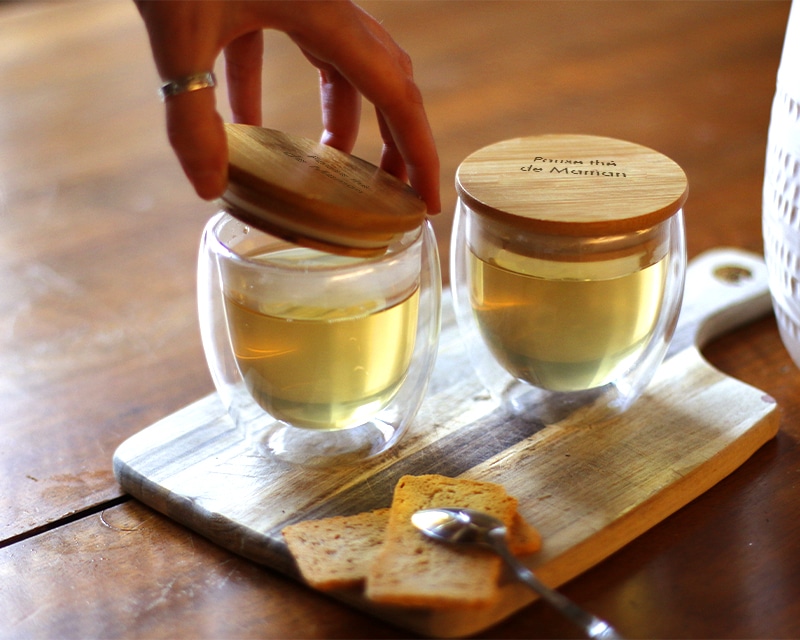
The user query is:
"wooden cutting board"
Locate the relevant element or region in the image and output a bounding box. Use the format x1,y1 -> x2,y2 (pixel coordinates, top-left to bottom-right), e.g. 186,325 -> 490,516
113,248 -> 779,638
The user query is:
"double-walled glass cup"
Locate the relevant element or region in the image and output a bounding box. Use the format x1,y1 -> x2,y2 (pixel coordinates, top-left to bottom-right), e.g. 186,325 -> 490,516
198,126 -> 441,466
451,134 -> 688,417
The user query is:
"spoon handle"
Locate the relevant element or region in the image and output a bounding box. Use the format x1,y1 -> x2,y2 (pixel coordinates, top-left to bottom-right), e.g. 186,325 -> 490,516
488,534 -> 624,639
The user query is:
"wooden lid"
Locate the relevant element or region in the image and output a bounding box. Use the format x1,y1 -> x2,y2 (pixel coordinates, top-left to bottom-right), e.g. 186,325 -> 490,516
456,134 -> 688,235
221,124 -> 426,256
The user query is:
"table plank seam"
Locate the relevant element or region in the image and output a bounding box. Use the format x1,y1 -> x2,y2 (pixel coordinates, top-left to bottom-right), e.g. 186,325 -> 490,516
0,495 -> 130,550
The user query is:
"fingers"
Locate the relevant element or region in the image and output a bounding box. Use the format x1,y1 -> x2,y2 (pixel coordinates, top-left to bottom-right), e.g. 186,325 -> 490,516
136,0 -> 230,199
374,80 -> 441,214
316,64 -> 362,154
136,0 -> 440,210
375,109 -> 407,183
362,24 -> 440,213
225,30 -> 265,126
283,3 -> 440,213
164,89 -> 229,200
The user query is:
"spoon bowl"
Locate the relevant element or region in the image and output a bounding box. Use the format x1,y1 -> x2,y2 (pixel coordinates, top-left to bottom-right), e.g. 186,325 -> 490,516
412,507 -> 624,640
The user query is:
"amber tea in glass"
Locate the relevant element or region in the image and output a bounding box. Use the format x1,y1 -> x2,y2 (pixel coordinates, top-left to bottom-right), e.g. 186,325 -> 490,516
223,247 -> 420,431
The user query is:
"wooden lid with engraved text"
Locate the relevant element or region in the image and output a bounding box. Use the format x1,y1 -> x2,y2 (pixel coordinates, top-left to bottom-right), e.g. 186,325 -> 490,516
221,125 -> 427,256
456,134 -> 689,236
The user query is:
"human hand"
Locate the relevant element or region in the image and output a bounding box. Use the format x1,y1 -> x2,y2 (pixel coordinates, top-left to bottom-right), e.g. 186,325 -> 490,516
135,0 -> 440,213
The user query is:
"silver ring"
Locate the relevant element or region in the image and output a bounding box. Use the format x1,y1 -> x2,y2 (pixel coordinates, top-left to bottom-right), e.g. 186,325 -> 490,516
158,72 -> 217,102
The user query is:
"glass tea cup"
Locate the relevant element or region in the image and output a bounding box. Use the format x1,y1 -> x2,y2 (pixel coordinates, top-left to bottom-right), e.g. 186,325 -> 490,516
198,126 -> 441,466
451,134 -> 688,417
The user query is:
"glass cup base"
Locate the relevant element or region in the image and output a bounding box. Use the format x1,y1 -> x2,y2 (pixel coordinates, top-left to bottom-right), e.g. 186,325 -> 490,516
487,373 -> 644,426
248,419 -> 398,468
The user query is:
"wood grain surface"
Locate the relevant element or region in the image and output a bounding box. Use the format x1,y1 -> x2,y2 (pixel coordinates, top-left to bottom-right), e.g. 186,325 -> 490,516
455,134 -> 689,233
2,1 -> 800,638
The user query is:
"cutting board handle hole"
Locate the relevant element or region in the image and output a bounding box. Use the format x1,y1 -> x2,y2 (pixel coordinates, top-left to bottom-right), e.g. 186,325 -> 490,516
713,264 -> 753,284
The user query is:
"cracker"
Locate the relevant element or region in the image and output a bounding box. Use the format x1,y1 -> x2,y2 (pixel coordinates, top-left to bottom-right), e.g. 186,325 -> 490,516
508,511 -> 542,556
281,475 -> 543,603
282,508 -> 389,590
365,474 -> 518,608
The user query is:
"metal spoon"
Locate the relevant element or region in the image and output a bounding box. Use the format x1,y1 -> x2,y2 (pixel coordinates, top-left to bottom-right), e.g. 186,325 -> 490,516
411,507 -> 624,639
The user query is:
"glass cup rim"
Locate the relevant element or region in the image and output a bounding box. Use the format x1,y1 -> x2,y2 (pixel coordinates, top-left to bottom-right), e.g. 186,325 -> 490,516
208,211 -> 423,274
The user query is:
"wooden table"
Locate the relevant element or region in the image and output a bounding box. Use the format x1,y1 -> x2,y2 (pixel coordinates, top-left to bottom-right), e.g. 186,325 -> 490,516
2,1 -> 798,638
